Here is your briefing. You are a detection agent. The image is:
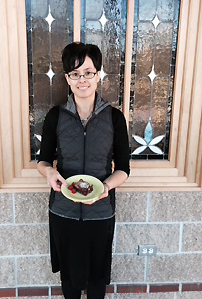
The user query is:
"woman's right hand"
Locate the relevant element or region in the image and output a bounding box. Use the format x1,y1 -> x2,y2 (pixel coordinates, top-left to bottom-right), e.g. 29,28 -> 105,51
45,167 -> 67,191
37,161 -> 67,191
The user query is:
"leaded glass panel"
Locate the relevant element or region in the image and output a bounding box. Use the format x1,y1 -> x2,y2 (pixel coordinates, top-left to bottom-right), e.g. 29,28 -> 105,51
26,0 -> 73,160
130,0 -> 181,160
81,0 -> 127,109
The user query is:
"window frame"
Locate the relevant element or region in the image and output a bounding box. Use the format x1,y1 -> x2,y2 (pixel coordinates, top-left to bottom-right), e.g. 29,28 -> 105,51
0,0 -> 201,191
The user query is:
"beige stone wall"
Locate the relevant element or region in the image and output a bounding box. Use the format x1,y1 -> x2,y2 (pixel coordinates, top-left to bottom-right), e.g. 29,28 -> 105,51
0,191 -> 202,298
114,191 -> 202,284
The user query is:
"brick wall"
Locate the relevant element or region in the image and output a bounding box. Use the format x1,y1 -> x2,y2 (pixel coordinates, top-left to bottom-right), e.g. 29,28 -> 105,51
0,191 -> 202,298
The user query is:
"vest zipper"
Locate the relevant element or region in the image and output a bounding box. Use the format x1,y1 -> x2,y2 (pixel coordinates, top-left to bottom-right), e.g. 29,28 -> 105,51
83,130 -> 87,171
79,116 -> 95,220
79,129 -> 87,220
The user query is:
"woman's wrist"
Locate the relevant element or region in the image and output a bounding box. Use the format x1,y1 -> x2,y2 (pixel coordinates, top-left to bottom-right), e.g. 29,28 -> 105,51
45,165 -> 54,177
103,181 -> 110,191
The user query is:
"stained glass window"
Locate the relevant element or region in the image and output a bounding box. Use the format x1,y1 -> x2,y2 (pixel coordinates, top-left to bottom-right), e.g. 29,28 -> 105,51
130,0 -> 181,160
26,0 -> 181,161
26,0 -> 73,160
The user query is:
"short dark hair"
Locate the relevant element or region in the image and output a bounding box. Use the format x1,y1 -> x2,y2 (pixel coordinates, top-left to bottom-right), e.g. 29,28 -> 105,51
62,42 -> 102,73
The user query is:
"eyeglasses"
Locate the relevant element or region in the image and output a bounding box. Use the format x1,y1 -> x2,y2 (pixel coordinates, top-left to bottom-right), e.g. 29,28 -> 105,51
68,71 -> 97,80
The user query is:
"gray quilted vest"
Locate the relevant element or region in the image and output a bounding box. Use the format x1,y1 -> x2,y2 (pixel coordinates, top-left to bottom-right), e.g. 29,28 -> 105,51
49,94 -> 115,220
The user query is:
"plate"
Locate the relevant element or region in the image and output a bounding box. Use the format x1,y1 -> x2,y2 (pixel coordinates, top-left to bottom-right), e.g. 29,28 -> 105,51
61,174 -> 104,202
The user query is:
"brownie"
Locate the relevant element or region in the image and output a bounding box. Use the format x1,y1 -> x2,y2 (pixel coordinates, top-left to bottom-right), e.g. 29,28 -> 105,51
74,179 -> 93,196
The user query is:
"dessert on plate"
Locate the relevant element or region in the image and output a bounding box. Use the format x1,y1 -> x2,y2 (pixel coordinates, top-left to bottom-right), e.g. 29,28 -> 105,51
68,179 -> 93,196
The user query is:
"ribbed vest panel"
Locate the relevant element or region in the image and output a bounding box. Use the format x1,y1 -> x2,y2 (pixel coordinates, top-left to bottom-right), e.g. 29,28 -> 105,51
49,105 -> 114,220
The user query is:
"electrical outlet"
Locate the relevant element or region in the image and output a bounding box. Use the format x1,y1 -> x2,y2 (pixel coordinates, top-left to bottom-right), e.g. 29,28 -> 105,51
138,245 -> 157,256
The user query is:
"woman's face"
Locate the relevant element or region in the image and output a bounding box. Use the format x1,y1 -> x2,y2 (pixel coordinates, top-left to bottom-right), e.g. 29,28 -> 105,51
65,56 -> 100,101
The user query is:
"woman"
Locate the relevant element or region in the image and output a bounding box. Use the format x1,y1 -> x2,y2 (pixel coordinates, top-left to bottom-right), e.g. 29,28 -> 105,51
37,42 -> 130,299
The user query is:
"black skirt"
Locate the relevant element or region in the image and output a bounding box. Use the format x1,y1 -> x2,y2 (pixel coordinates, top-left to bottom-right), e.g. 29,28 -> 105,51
49,211 -> 115,290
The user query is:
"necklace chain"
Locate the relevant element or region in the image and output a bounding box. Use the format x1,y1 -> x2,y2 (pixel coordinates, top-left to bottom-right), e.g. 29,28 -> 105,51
80,111 -> 93,126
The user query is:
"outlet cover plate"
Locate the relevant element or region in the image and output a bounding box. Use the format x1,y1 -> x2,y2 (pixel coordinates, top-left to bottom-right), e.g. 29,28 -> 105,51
138,245 -> 157,256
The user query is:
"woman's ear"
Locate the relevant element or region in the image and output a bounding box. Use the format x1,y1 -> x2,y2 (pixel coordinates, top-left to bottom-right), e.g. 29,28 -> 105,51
96,71 -> 101,83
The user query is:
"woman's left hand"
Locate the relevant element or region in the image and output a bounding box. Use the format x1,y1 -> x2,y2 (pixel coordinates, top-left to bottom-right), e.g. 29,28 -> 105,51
82,184 -> 109,205
81,171 -> 128,205
98,184 -> 109,199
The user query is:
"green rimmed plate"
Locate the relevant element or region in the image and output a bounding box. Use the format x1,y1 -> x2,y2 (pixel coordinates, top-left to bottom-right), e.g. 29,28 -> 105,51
61,174 -> 104,202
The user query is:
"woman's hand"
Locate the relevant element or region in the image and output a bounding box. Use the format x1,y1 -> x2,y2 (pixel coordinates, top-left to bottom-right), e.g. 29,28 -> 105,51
37,161 -> 67,192
82,184 -> 109,205
82,171 -> 128,205
98,184 -> 109,199
46,167 -> 67,191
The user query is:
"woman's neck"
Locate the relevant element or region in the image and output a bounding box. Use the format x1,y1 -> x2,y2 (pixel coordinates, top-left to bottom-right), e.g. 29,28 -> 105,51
75,96 -> 95,120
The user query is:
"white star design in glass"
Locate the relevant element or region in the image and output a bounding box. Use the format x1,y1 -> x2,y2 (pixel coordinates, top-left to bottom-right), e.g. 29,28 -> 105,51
100,66 -> 106,81
148,65 -> 156,82
132,120 -> 165,155
152,14 -> 160,29
99,9 -> 108,31
46,63 -> 55,84
45,5 -> 55,32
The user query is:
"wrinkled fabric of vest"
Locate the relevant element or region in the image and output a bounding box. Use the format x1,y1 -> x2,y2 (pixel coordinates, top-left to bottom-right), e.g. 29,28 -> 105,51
49,94 -> 115,220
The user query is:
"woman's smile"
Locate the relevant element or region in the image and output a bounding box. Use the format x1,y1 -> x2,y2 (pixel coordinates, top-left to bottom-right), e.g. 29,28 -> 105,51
77,86 -> 89,90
